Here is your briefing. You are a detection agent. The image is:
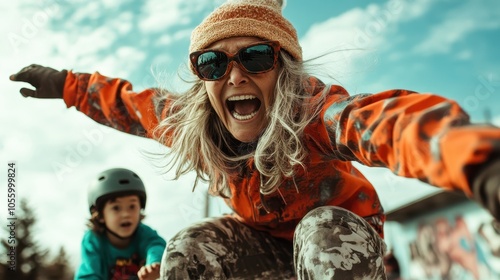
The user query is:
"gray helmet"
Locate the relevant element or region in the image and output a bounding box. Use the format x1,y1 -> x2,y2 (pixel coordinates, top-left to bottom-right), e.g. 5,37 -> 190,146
87,168 -> 146,212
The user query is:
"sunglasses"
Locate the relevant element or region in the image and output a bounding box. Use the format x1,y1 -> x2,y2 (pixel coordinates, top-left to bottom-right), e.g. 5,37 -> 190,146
190,41 -> 280,81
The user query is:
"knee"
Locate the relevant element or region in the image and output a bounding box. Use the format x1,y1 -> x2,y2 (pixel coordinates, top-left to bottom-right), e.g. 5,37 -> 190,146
162,223 -> 227,279
165,222 -> 217,258
294,206 -> 384,250
293,206 -> 387,278
296,206 -> 365,230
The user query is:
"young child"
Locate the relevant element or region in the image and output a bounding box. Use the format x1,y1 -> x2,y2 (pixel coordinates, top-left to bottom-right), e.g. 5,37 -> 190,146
76,168 -> 166,280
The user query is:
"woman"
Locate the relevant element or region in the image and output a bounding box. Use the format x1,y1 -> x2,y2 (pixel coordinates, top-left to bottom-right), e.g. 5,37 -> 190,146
10,0 -> 500,279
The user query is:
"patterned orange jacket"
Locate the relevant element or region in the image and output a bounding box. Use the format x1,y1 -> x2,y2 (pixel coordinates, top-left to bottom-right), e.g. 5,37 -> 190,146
63,71 -> 499,241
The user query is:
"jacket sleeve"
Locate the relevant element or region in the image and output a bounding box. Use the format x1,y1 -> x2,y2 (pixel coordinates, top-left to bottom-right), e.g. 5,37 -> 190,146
75,231 -> 105,280
319,86 -> 500,196
62,70 -> 167,139
138,223 -> 167,265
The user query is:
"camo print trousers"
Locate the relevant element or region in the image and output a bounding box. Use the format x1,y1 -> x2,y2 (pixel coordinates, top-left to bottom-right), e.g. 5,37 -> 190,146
160,206 -> 387,279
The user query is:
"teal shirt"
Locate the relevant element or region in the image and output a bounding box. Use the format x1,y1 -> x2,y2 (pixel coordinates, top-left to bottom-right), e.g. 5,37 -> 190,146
75,223 -> 166,280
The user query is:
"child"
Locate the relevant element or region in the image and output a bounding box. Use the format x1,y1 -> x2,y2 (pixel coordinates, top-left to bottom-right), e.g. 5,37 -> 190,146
76,168 -> 166,280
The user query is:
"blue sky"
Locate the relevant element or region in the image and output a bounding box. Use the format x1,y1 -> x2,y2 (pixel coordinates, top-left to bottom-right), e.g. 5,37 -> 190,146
1,0 -> 499,269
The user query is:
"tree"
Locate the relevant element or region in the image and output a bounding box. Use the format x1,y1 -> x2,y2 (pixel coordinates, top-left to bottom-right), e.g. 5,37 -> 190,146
40,247 -> 74,280
1,198 -> 74,279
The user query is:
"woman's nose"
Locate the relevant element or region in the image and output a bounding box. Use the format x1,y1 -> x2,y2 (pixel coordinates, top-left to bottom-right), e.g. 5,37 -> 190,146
227,61 -> 248,86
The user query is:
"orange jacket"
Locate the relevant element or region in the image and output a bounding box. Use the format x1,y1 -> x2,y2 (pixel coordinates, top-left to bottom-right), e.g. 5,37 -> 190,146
63,71 -> 499,241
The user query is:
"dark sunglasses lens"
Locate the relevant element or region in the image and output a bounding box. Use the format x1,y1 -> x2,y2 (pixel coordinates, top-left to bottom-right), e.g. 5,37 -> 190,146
240,45 -> 275,73
197,51 -> 228,80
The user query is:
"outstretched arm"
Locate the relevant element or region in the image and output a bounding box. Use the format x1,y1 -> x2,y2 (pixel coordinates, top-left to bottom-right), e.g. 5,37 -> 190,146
75,232 -> 106,279
10,64 -> 167,139
62,69 -> 161,137
319,86 -> 500,219
137,263 -> 160,280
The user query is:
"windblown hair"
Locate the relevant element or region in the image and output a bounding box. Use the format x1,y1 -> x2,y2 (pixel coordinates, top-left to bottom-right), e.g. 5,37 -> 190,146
153,51 -> 326,196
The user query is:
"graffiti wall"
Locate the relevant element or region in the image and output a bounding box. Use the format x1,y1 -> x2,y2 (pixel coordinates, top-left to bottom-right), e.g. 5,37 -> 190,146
385,201 -> 500,280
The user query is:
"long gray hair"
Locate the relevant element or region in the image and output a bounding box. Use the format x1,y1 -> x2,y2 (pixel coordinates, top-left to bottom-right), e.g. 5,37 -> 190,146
153,51 -> 325,196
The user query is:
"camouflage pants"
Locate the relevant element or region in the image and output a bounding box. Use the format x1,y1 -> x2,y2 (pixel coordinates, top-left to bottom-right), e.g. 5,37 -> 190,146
160,206 -> 387,279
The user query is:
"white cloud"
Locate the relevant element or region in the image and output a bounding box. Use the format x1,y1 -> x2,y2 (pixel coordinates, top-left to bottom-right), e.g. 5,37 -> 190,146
138,0 -> 223,34
299,0 -> 434,87
70,1 -> 102,22
157,34 -> 173,46
456,50 -> 473,60
493,115 -> 500,126
300,0 -> 434,59
414,0 -> 500,55
102,0 -> 132,10
299,7 -> 380,86
415,17 -> 476,54
391,0 -> 433,22
109,11 -> 135,35
68,27 -> 118,56
155,28 -> 191,48
139,0 -> 191,33
89,46 -> 147,79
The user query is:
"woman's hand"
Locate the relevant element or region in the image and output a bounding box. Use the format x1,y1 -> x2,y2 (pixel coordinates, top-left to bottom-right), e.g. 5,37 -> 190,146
472,160 -> 500,221
9,64 -> 67,98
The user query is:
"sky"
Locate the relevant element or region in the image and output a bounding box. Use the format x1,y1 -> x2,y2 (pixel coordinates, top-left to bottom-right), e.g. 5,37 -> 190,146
1,0 -> 500,269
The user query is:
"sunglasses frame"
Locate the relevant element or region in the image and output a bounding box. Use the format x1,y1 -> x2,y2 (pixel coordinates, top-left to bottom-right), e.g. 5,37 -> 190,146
190,41 -> 281,81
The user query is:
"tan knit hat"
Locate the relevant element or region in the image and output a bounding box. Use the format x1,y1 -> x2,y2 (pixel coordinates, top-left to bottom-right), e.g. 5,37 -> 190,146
190,0 -> 302,61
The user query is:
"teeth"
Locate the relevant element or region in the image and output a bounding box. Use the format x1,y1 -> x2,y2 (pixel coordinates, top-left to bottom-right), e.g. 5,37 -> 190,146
228,95 -> 256,101
227,95 -> 259,120
232,111 -> 257,120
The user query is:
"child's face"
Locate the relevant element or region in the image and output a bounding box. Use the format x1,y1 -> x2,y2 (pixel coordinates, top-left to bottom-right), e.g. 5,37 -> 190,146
101,195 -> 141,241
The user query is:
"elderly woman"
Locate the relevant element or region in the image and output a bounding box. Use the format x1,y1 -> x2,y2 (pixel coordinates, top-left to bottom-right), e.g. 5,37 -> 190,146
10,0 -> 500,279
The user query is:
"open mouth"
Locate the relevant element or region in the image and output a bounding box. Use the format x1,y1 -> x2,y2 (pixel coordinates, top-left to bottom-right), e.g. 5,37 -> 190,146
120,222 -> 132,228
226,95 -> 261,121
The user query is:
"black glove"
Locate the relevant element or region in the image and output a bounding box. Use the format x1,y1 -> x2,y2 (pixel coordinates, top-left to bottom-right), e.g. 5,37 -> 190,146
472,160 -> 500,221
9,64 -> 67,98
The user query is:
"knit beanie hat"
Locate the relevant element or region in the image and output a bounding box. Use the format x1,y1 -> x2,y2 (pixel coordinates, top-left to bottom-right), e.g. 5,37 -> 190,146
190,0 -> 302,61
